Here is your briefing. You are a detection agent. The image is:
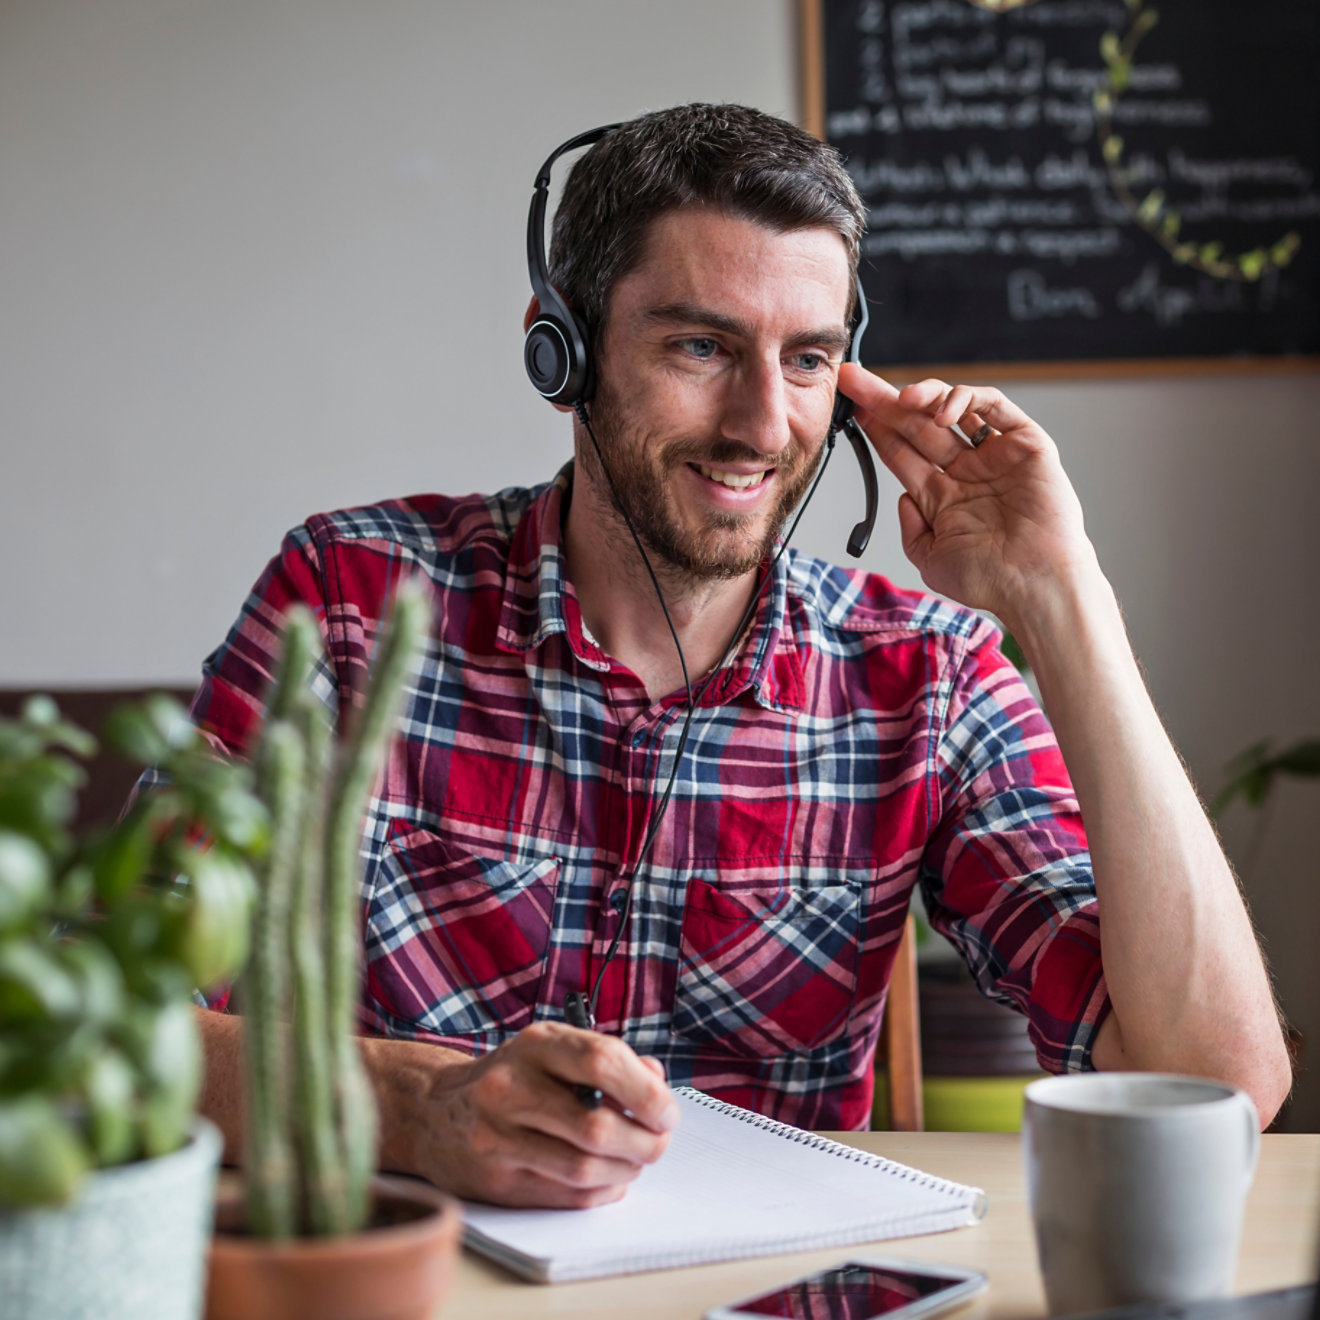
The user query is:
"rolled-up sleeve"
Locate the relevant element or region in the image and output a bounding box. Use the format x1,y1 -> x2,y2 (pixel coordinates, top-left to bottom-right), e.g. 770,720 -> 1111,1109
919,618 -> 1110,1073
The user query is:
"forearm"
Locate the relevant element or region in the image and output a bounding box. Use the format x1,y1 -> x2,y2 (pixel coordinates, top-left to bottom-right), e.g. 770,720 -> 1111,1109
194,1005 -> 476,1175
1005,563 -> 1291,1123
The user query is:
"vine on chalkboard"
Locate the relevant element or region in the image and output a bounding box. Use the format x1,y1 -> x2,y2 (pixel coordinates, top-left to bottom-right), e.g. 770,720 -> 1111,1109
1094,1 -> 1302,283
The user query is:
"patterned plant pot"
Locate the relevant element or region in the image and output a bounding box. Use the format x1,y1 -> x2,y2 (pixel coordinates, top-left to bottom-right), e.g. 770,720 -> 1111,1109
0,1118 -> 222,1320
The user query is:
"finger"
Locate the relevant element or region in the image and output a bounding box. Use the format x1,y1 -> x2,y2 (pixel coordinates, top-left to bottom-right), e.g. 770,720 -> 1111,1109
565,1030 -> 680,1136
837,361 -> 901,409
896,492 -> 933,571
640,1055 -> 667,1079
487,1127 -> 656,1206
949,409 -> 997,450
926,381 -> 1037,436
864,376 -> 972,470
860,414 -> 948,519
535,1088 -> 674,1167
521,1023 -> 680,1136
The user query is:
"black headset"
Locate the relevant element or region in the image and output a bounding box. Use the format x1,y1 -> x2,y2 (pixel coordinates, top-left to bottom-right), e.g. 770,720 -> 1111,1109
524,123 -> 878,557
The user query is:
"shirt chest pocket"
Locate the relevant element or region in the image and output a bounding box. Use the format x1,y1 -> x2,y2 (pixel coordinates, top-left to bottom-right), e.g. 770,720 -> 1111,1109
671,873 -> 862,1059
364,822 -> 560,1040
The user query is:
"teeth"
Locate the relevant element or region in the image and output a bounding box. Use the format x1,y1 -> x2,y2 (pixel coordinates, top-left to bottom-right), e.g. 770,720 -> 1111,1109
696,465 -> 768,490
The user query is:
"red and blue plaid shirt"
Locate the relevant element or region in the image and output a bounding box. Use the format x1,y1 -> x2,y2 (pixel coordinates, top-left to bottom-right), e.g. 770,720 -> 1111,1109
170,465 -> 1108,1130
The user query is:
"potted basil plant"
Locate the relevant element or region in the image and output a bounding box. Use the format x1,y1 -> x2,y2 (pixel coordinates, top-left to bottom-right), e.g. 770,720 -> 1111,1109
0,693 -> 262,1320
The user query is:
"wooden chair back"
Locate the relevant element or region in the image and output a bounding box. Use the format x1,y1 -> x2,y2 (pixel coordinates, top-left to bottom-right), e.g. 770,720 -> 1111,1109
876,913 -> 924,1131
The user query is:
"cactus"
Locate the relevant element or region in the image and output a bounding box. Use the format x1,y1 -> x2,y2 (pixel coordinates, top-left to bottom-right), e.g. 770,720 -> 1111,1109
241,581 -> 427,1238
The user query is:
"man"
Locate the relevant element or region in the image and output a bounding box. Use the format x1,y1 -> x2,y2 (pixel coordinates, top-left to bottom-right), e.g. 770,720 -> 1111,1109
187,103 -> 1290,1210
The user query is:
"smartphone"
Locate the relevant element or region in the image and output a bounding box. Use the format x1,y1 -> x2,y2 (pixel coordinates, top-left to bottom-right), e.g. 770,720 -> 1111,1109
704,1256 -> 988,1320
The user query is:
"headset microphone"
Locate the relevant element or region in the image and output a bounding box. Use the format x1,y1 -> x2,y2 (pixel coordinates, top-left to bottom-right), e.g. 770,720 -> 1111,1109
828,279 -> 879,558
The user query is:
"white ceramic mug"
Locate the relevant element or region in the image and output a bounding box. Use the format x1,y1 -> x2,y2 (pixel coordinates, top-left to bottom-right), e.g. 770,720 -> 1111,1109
1022,1073 -> 1260,1316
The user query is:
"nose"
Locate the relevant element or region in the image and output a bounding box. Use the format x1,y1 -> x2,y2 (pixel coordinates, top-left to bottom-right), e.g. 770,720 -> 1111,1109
718,353 -> 791,459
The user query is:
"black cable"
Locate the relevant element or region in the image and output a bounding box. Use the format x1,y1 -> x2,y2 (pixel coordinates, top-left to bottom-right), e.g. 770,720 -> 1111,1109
574,403 -> 841,1022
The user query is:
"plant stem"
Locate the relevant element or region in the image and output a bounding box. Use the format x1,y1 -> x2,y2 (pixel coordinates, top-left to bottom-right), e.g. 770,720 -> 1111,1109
242,718 -> 301,1239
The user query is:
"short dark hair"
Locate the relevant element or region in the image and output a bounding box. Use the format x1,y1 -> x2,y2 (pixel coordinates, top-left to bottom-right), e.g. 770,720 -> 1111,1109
548,102 -> 864,339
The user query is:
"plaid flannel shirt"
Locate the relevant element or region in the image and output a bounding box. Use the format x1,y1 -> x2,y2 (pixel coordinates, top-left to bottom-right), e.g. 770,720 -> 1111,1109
171,465 -> 1108,1131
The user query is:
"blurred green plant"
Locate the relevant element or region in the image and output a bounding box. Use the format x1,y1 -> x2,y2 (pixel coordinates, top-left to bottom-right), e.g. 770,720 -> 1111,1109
1209,738 -> 1320,882
0,694 -> 262,1208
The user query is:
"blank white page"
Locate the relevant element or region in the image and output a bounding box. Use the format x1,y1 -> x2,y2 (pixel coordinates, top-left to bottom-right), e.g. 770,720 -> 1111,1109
460,1087 -> 986,1282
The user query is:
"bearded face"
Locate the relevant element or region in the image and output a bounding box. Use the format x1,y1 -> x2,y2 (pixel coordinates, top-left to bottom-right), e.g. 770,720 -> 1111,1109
579,375 -> 826,582
564,211 -> 852,588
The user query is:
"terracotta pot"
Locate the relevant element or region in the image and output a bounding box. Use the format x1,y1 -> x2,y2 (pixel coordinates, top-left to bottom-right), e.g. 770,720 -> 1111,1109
206,1174 -> 462,1320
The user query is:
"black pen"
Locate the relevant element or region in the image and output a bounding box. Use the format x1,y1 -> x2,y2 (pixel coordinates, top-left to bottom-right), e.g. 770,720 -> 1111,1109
563,991 -> 603,1109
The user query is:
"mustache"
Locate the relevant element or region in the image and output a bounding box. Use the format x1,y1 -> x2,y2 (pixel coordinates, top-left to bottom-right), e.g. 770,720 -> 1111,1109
663,438 -> 807,470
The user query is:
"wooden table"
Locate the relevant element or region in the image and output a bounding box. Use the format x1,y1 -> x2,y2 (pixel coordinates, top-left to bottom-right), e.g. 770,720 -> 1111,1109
441,1132 -> 1320,1319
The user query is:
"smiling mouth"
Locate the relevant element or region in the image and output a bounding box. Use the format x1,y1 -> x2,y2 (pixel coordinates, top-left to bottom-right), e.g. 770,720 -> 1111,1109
693,464 -> 770,491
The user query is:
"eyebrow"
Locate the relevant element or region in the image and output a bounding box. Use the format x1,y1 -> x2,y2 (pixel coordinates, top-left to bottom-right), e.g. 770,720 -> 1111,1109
641,301 -> 852,355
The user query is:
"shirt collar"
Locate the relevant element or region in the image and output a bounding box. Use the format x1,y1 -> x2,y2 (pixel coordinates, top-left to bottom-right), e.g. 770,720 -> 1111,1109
495,462 -> 806,710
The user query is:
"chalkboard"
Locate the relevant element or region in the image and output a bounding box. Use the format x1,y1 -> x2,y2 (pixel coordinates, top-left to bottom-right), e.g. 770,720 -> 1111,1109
802,0 -> 1320,372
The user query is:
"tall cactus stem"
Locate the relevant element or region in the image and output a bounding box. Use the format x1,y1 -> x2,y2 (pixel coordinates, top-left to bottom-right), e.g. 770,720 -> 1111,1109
323,582 -> 427,1231
242,716 -> 302,1239
288,690 -> 345,1234
267,607 -> 320,724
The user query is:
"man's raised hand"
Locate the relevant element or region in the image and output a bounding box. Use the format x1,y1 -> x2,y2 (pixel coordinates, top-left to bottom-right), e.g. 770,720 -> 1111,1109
837,363 -> 1099,629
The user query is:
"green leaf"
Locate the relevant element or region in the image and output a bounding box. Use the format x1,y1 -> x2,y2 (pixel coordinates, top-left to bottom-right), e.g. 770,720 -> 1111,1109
1272,740 -> 1320,777
102,696 -> 195,768
18,698 -> 97,759
173,848 -> 254,989
0,754 -> 85,851
0,831 -> 52,934
55,939 -> 126,1027
1138,189 -> 1165,223
1238,249 -> 1268,280
90,810 -> 156,904
129,1000 -> 200,1159
0,940 -> 82,1022
83,1045 -> 138,1168
999,631 -> 1030,674
0,1096 -> 90,1207
203,784 -> 269,853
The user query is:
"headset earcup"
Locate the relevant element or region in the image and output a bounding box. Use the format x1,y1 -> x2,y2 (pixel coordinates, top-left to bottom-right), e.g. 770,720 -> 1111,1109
524,311 -> 593,406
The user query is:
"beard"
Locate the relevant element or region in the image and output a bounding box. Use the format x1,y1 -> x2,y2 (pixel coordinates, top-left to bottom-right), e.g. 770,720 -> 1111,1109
579,380 -> 825,583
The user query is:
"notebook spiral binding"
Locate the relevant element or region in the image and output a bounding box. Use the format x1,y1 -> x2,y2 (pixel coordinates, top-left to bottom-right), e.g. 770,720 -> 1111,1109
676,1086 -> 989,1217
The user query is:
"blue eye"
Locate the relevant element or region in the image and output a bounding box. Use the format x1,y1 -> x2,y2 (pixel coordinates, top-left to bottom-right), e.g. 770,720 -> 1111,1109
680,338 -> 719,359
792,353 -> 827,371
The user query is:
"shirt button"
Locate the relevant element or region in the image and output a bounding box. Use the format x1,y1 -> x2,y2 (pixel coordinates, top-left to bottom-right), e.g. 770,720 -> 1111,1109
631,730 -> 645,747
609,888 -> 627,911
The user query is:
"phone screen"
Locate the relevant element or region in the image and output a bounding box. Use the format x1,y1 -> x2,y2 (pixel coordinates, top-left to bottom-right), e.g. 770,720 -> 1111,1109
725,1263 -> 964,1319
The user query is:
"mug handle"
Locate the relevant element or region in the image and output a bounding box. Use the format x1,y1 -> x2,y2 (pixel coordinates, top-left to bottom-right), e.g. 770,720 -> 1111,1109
1240,1090 -> 1261,1184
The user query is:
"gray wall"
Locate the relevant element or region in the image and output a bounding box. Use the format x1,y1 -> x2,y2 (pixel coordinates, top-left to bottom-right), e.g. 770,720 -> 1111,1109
3,1 -> 1317,1128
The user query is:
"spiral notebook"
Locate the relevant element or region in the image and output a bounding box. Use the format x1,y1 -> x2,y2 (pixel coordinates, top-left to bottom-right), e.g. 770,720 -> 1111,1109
460,1086 -> 987,1283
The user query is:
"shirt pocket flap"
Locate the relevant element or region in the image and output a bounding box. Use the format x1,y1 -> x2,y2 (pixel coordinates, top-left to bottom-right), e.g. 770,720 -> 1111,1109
672,874 -> 861,1058
365,822 -> 560,1040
